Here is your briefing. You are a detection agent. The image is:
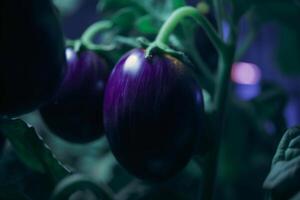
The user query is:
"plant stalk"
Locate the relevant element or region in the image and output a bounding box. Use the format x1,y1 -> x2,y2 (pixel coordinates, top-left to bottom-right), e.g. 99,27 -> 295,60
146,6 -> 225,56
81,20 -> 115,52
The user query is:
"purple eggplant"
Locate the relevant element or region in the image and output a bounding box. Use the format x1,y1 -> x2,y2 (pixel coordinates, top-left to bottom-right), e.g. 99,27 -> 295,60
103,48 -> 204,181
40,49 -> 109,143
0,0 -> 66,116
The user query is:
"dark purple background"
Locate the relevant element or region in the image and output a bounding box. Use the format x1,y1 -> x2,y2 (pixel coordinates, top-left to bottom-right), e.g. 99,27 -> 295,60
61,0 -> 99,39
238,20 -> 300,127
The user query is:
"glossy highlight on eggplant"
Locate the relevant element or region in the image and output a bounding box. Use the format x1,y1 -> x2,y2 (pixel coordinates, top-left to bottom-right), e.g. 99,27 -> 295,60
103,48 -> 204,181
0,0 -> 66,117
40,49 -> 109,143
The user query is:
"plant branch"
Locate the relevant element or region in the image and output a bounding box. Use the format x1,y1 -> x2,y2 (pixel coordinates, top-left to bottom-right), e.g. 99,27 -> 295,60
213,0 -> 223,37
234,23 -> 257,60
81,20 -> 116,52
200,1 -> 237,199
146,6 -> 225,57
180,23 -> 215,94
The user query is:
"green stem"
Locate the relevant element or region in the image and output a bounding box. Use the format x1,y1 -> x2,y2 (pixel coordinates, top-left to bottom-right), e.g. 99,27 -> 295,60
180,23 -> 215,95
81,20 -> 115,52
188,47 -> 215,94
50,174 -> 115,200
65,39 -> 76,48
201,145 -> 219,200
206,42 -> 236,200
200,46 -> 235,200
234,16 -> 257,60
150,6 -> 225,54
213,0 -> 223,37
65,39 -> 82,52
200,1 -> 237,198
213,45 -> 235,111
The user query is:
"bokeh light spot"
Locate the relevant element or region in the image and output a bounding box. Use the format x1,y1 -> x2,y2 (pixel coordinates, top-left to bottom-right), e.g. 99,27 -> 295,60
231,62 -> 261,85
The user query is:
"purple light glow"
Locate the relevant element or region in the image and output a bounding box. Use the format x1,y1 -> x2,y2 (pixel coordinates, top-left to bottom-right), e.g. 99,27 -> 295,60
231,62 -> 262,85
234,84 -> 261,100
222,21 -> 230,42
284,98 -> 300,127
232,62 -> 262,100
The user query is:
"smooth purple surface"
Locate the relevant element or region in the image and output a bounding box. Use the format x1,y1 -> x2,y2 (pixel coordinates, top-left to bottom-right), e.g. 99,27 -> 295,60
1,0 -> 66,117
40,49 -> 108,143
103,49 -> 204,181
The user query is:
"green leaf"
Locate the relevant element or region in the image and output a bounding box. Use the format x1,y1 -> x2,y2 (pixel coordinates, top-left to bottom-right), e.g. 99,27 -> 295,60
272,127 -> 300,165
263,127 -> 300,200
135,15 -> 160,34
98,0 -> 186,31
0,119 -> 71,183
111,7 -> 138,31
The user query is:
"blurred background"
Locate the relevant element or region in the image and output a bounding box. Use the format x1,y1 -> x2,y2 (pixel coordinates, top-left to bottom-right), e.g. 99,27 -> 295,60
1,0 -> 300,200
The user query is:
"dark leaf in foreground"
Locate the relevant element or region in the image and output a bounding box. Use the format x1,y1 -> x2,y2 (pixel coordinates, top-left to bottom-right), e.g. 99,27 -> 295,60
263,127 -> 300,200
0,119 -> 71,183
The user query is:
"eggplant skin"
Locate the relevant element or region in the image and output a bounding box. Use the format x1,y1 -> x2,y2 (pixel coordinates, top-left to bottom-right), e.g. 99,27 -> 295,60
40,50 -> 109,143
0,0 -> 66,117
104,48 -> 204,181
